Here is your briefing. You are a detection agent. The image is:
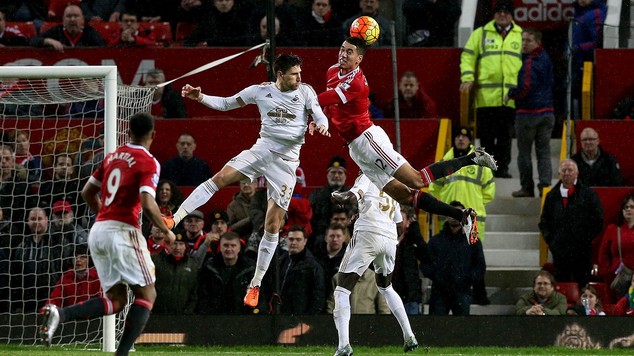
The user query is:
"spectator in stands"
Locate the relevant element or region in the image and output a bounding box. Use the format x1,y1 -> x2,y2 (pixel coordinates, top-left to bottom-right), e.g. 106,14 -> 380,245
392,206 -> 425,315
460,0 -> 522,178
228,181 -> 257,238
50,200 -> 89,246
12,129 -> 42,184
81,0 -> 125,22
144,68 -> 188,119
515,270 -> 568,315
613,273 -> 634,316
572,127 -> 624,187
284,167 -> 313,238
196,231 -> 256,314
0,144 -> 35,223
184,0 -> 248,47
251,15 -> 299,46
383,71 -> 437,119
302,0 -> 342,47
30,5 -> 105,50
10,207 -> 71,312
182,210 -> 208,254
248,0 -> 301,46
45,245 -> 101,308
342,0 -> 391,46
329,0 -> 358,22
326,269 -> 389,314
160,133 -> 212,186
421,201 -> 486,315
570,0 -> 607,119
403,0 -> 461,47
598,193 -> 634,295
0,10 -> 29,46
4,1 -> 47,30
0,205 -> 21,251
151,231 -> 200,314
39,153 -> 81,208
268,225 -> 325,315
146,223 -> 168,255
156,179 -> 183,216
539,159 -> 604,288
368,92 -> 384,119
108,10 -> 159,48
429,126 -> 494,305
315,223 -> 347,305
309,155 -> 350,243
125,0 -> 170,23
567,284 -> 606,315
175,0 -> 209,25
505,28 -> 555,198
205,209 -> 230,254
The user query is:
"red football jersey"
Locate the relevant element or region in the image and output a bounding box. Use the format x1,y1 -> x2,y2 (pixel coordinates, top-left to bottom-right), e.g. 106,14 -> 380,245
323,64 -> 372,142
90,143 -> 160,228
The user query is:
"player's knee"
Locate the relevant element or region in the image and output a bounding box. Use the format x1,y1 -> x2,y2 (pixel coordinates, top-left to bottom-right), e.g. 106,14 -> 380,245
375,274 -> 392,289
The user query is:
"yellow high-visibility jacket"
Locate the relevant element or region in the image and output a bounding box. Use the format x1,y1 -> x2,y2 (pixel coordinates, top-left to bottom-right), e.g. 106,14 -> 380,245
429,146 -> 496,240
460,20 -> 523,109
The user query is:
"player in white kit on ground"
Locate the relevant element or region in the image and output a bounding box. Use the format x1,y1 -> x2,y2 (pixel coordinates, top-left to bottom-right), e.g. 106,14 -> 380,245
331,173 -> 418,356
39,112 -> 176,356
164,54 -> 331,308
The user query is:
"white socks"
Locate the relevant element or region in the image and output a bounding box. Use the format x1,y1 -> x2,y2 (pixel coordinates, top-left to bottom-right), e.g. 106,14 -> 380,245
173,179 -> 218,225
250,231 -> 279,287
378,285 -> 414,340
333,286 -> 352,349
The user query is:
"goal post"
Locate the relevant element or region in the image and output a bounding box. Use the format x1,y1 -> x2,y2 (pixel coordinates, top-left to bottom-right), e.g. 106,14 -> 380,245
0,65 -> 154,351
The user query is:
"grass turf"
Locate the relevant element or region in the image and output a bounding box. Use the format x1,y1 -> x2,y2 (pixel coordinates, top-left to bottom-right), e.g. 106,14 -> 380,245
1,345 -> 634,355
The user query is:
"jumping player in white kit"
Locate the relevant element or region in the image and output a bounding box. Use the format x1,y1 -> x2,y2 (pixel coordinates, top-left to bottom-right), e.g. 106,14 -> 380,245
39,112 -> 176,356
317,37 -> 498,241
163,53 -> 330,308
331,173 -> 418,356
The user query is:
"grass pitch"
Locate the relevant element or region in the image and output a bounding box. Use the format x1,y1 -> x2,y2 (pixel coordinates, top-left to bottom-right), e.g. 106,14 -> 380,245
1,345 -> 634,355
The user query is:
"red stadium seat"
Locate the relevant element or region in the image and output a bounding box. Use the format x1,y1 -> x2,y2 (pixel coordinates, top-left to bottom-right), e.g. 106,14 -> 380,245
47,0 -> 81,22
175,22 -> 197,41
555,282 -> 580,307
588,282 -> 612,304
89,21 -> 121,41
39,21 -> 62,34
5,22 -> 37,39
139,22 -> 172,45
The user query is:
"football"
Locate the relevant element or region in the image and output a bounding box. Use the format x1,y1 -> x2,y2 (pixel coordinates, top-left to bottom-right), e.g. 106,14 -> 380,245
349,16 -> 380,46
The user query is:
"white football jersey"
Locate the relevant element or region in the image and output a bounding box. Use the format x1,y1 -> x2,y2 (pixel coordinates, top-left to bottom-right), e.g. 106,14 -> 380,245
200,82 -> 328,160
351,174 -> 402,240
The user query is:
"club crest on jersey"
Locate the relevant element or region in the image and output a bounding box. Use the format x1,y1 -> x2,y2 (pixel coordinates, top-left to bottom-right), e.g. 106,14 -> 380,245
292,95 -> 299,103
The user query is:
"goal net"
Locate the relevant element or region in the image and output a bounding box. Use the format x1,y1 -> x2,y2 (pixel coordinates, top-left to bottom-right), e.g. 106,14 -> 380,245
0,66 -> 154,351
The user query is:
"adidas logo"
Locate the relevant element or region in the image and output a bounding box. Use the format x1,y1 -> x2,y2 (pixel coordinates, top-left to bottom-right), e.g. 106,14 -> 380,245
266,93 -> 272,98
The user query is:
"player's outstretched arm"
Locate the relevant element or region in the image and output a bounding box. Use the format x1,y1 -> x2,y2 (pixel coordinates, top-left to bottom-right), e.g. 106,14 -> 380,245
141,192 -> 176,247
81,181 -> 102,214
181,84 -> 203,101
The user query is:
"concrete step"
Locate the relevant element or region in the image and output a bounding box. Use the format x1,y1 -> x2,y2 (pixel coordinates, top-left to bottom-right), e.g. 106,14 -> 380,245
421,303 -> 516,315
486,214 -> 539,232
487,196 -> 542,215
484,249 -> 540,268
484,231 -> 540,249
493,176 -> 559,198
485,268 -> 541,288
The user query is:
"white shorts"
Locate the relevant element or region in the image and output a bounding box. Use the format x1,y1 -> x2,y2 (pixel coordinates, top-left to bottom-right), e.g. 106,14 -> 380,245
338,230 -> 398,277
348,125 -> 407,190
88,220 -> 155,292
227,138 -> 299,211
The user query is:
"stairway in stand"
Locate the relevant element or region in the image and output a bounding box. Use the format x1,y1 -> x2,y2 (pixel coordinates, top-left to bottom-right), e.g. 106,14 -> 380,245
470,138 -> 561,315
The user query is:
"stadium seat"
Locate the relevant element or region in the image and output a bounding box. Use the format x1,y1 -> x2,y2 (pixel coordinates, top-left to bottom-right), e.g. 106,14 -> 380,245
588,281 -> 612,304
39,21 -> 61,34
47,0 -> 81,22
175,22 -> 197,41
140,22 -> 172,45
555,282 -> 580,307
89,21 -> 121,41
5,22 -> 37,39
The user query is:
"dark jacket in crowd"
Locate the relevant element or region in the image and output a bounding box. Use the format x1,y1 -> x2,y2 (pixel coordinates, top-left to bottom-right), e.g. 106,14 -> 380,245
393,221 -> 426,304
157,85 -> 188,118
403,0 -> 461,47
152,251 -> 199,314
309,184 -> 351,241
160,156 -> 212,186
421,222 -> 486,295
571,148 -> 624,187
278,248 -> 325,315
30,25 -> 105,48
314,244 -> 346,304
196,254 -> 255,315
507,46 -> 554,119
539,180 -> 604,286
302,10 -> 342,47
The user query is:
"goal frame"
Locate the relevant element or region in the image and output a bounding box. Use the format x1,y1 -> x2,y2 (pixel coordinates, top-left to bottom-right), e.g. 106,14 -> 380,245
0,65 -> 117,352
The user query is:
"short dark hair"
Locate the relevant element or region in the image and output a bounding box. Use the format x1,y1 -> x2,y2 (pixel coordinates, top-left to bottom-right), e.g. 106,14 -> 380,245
345,37 -> 367,55
220,231 -> 241,242
274,53 -> 302,75
129,112 -> 154,138
617,193 -> 634,225
523,28 -> 542,43
533,270 -> 556,286
326,222 -> 345,234
288,224 -> 307,238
